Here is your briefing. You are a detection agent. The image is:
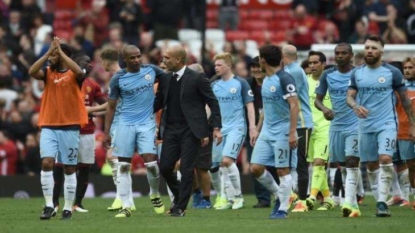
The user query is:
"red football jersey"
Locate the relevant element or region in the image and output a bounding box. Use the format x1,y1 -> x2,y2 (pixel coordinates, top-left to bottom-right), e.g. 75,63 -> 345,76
81,78 -> 105,134
0,140 -> 18,176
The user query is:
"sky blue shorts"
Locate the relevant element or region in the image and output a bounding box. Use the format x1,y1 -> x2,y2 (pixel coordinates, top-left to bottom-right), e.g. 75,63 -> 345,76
40,128 -> 80,165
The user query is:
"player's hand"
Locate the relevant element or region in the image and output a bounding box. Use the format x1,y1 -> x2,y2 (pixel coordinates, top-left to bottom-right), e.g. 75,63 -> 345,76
46,37 -> 59,56
249,127 -> 259,147
322,108 -> 335,121
213,128 -> 223,145
353,105 -> 369,118
289,131 -> 298,150
200,137 -> 209,147
104,134 -> 112,149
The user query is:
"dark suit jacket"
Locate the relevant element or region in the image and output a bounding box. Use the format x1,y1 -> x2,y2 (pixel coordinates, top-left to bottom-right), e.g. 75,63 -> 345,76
154,67 -> 221,139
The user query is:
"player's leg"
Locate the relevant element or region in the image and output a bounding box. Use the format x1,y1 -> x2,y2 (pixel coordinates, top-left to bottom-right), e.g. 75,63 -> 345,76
251,137 -> 281,218
399,140 -> 415,207
52,163 -> 64,214
112,125 -> 136,218
211,135 -> 229,209
386,154 -> 405,206
39,128 -> 58,220
107,124 -> 121,211
73,134 -> 95,212
194,137 -> 213,209
309,132 -> 332,211
269,140 -> 295,219
376,129 -> 397,217
137,122 -> 165,214
342,131 -> 361,217
221,129 -> 245,210
360,133 -> 380,201
294,128 -> 311,211
58,129 -> 81,220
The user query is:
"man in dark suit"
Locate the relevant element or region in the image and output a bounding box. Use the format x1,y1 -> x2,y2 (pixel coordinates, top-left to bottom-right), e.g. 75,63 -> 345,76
154,45 -> 222,217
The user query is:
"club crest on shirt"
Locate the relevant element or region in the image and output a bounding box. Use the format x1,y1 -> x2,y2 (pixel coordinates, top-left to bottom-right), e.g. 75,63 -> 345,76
286,84 -> 296,92
270,85 -> 276,92
145,74 -> 152,80
230,87 -> 237,93
86,86 -> 92,93
378,77 -> 386,83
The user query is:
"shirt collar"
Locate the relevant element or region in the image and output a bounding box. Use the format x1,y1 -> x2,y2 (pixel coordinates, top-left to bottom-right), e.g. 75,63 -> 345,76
174,66 -> 187,79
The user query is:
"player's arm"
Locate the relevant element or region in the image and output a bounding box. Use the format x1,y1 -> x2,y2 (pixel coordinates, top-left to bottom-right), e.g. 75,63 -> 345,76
246,102 -> 258,146
87,102 -> 108,114
287,96 -> 299,149
104,99 -> 117,148
197,72 -> 222,145
104,75 -> 120,148
154,75 -> 164,113
28,39 -> 58,80
281,74 -> 299,149
347,71 -> 369,118
314,71 -> 334,120
315,94 -> 334,120
256,111 -> 264,132
56,40 -> 84,81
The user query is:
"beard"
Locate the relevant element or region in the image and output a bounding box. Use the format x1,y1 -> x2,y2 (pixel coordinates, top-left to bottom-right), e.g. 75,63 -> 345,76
364,55 -> 380,65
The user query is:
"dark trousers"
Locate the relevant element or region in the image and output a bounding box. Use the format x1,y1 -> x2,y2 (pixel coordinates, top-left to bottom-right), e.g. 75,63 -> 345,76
296,128 -> 312,200
160,124 -> 200,210
246,141 -> 279,205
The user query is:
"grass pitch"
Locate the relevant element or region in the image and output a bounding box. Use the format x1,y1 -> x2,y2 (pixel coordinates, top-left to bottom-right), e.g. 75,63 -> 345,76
0,195 -> 414,233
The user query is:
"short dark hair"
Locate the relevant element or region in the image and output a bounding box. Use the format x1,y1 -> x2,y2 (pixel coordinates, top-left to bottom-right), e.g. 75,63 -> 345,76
259,44 -> 282,66
72,53 -> 87,64
60,44 -> 73,57
308,50 -> 326,63
251,56 -> 260,67
389,61 -> 403,74
100,48 -> 120,62
367,35 -> 385,47
335,43 -> 353,53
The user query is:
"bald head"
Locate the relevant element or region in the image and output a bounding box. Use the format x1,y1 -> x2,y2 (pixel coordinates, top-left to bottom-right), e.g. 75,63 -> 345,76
282,45 -> 297,60
163,45 -> 187,72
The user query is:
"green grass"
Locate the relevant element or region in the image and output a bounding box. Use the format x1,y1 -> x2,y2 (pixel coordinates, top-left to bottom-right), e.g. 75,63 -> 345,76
0,196 -> 414,233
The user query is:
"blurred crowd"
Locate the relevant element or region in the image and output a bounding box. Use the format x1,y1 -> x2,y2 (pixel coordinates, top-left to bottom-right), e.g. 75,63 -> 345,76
0,0 -> 414,176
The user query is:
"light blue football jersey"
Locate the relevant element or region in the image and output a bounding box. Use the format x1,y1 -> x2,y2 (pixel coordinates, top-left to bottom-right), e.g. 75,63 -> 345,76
109,64 -> 164,125
261,70 -> 297,138
212,76 -> 254,135
315,66 -> 358,132
284,62 -> 313,129
349,63 -> 406,133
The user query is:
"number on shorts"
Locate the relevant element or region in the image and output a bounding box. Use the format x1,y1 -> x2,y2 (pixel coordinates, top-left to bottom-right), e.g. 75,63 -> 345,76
352,139 -> 358,150
385,138 -> 396,149
278,149 -> 288,160
68,148 -> 79,160
232,143 -> 241,153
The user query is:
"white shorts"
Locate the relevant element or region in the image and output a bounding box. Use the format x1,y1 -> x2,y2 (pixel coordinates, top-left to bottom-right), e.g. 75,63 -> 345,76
78,134 -> 95,164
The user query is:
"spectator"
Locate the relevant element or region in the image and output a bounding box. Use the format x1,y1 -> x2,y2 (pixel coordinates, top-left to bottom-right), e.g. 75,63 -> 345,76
119,0 -> 143,45
8,10 -> 23,38
149,0 -> 185,42
16,34 -> 36,80
382,4 -> 408,44
4,110 -> 31,143
0,130 -> 18,176
348,19 -> 369,44
234,60 -> 249,78
0,67 -> 17,112
289,4 -> 317,50
77,0 -> 109,48
23,132 -> 41,176
31,14 -> 52,57
218,0 -> 239,30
